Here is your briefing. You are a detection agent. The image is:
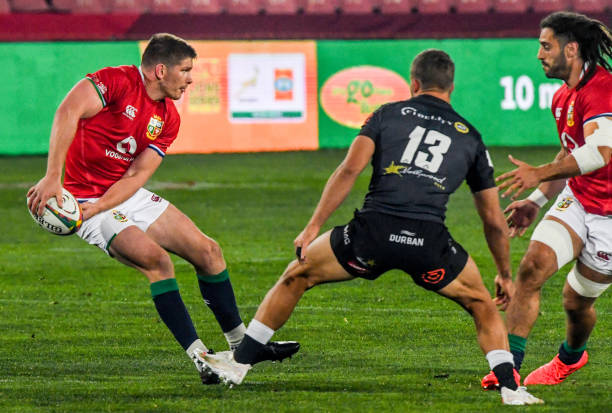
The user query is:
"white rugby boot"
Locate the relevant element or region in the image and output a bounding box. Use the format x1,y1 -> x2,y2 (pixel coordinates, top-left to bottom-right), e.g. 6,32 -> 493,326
500,386 -> 544,405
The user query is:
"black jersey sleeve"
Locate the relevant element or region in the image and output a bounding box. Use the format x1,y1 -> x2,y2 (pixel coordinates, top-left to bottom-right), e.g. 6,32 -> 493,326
358,105 -> 384,143
465,140 -> 495,193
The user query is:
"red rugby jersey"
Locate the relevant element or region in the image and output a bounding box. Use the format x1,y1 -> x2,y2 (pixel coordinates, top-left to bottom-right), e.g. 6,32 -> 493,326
551,65 -> 612,216
64,65 -> 180,198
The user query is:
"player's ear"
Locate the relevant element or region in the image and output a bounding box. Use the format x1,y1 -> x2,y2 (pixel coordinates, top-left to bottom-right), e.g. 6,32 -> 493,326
564,41 -> 579,60
154,63 -> 166,80
410,78 -> 420,95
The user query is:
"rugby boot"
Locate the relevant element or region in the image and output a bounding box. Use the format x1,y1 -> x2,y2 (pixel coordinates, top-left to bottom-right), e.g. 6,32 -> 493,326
500,386 -> 544,405
481,368 -> 521,390
255,341 -> 301,364
523,352 -> 588,385
203,351 -> 251,385
192,348 -> 220,385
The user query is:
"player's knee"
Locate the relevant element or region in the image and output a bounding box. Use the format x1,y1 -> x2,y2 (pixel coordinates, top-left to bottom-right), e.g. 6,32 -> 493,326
279,260 -> 315,291
144,248 -> 174,274
516,255 -> 549,292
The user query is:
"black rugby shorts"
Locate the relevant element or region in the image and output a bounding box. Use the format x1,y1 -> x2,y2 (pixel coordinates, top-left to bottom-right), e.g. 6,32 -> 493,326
330,211 -> 468,291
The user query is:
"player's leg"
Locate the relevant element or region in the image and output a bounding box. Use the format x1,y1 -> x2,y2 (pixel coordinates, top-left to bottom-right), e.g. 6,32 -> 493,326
504,216 -> 583,371
107,223 -> 218,383
234,230 -> 354,364
437,256 -> 543,404
524,261 -> 611,385
146,204 -> 245,349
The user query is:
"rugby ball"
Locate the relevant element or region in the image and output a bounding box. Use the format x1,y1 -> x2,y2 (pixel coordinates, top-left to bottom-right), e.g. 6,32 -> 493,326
27,188 -> 83,235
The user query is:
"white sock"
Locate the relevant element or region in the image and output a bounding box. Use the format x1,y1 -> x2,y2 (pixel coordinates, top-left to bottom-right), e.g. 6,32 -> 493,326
486,349 -> 515,370
186,339 -> 208,358
225,323 -> 246,350
245,319 -> 275,345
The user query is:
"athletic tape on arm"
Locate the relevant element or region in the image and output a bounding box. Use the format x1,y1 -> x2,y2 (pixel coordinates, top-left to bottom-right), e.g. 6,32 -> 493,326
572,117 -> 612,174
531,219 -> 574,270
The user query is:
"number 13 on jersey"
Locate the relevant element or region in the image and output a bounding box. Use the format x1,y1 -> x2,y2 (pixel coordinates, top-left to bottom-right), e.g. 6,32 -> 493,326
400,126 -> 452,173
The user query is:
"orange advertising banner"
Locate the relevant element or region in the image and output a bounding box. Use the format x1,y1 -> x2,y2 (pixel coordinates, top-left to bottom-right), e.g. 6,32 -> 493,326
139,40 -> 318,154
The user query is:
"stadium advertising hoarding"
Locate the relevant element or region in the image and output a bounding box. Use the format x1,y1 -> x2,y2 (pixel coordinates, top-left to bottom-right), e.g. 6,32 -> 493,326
317,39 -> 562,148
138,41 -> 319,154
1,39 -> 560,155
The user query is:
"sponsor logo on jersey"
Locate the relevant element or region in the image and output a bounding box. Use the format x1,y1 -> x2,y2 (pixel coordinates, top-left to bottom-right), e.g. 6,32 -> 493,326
555,107 -> 562,120
567,100 -> 575,127
384,160 -> 406,176
146,115 -> 164,140
421,268 -> 445,284
389,230 -> 424,246
596,251 -> 610,262
384,161 -> 448,187
108,136 -> 137,162
123,105 -> 138,120
555,197 -> 574,211
112,210 -> 128,223
401,106 -> 453,126
454,121 -> 469,134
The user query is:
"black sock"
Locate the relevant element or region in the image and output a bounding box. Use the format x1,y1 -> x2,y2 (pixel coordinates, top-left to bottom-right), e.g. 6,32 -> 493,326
197,269 -> 243,333
510,350 -> 525,372
151,278 -> 199,351
493,362 -> 518,391
234,334 -> 265,364
558,341 -> 586,365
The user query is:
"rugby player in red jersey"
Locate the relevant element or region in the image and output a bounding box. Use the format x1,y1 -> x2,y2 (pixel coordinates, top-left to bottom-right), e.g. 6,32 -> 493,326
26,33 -> 298,385
483,12 -> 612,388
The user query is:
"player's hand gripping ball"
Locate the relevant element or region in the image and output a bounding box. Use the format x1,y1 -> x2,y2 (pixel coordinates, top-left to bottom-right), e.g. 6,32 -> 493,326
27,188 -> 83,235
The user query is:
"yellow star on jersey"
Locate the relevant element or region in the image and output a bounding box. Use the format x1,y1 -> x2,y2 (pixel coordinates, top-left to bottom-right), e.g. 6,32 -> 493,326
384,161 -> 405,176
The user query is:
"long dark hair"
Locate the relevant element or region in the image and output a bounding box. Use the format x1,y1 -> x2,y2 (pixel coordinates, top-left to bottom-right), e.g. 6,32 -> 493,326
541,11 -> 612,89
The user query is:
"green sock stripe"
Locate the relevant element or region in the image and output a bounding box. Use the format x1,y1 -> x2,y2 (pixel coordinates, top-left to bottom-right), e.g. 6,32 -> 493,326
197,269 -> 229,283
508,334 -> 527,353
563,341 -> 587,353
150,278 -> 179,297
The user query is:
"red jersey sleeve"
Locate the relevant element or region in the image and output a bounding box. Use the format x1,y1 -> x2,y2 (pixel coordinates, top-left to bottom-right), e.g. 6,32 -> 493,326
85,66 -> 130,108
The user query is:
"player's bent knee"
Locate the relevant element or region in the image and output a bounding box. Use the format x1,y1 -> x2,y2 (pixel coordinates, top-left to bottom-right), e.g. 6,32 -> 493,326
279,260 -> 318,291
530,219 -> 574,271
566,265 -> 611,298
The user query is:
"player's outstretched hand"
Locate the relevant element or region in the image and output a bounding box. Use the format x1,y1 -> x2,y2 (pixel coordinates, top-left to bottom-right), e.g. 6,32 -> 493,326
493,274 -> 515,311
496,155 -> 541,200
504,199 -> 540,238
294,224 -> 320,264
27,176 -> 63,217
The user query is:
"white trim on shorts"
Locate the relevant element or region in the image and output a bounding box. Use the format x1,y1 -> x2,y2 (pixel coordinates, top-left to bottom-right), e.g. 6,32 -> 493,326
76,188 -> 169,255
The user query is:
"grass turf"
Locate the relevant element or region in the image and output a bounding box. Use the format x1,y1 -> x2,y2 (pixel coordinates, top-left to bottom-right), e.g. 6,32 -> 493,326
0,147 -> 610,412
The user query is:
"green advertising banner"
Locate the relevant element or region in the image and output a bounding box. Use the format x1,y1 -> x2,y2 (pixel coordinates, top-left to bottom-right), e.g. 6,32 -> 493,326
317,39 -> 562,148
0,42 -> 141,155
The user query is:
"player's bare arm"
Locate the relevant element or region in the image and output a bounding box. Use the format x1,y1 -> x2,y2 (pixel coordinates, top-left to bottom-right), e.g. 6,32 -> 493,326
497,117 -> 612,199
27,79 -> 104,216
294,135 -> 374,262
80,148 -> 163,220
502,148 -> 567,238
472,186 -> 514,309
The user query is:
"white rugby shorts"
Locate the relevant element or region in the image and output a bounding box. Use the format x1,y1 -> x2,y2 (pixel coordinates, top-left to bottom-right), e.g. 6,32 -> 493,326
544,185 -> 612,276
76,188 -> 169,255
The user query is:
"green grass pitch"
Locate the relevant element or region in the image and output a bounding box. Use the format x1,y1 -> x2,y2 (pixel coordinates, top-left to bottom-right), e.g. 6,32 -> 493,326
0,147 -> 610,412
